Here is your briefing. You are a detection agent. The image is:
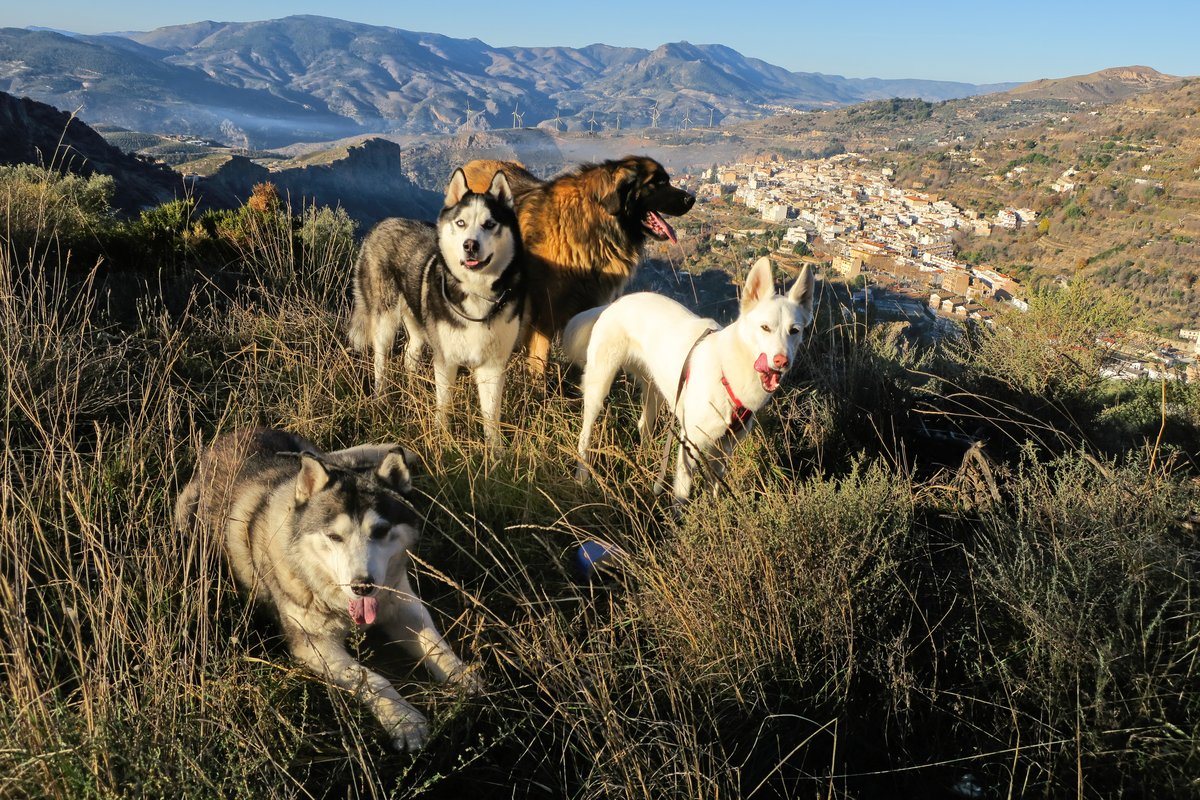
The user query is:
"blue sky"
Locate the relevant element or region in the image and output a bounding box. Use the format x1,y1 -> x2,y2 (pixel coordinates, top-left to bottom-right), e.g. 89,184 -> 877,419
4,0 -> 1197,85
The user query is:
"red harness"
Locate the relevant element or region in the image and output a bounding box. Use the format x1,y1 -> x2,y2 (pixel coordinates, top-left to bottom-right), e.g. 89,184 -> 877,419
719,375 -> 754,436
677,330 -> 754,437
656,329 -> 753,490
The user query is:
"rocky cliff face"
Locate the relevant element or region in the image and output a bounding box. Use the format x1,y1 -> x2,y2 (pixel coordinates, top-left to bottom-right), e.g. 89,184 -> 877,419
0,90 -> 185,211
207,138 -> 440,224
0,90 -> 438,223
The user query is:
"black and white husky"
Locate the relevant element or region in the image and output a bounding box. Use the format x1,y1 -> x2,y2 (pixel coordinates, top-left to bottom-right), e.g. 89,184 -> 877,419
349,169 -> 524,445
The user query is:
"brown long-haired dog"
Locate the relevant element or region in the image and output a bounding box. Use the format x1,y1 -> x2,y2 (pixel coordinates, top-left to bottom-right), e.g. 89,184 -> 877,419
462,156 -> 695,373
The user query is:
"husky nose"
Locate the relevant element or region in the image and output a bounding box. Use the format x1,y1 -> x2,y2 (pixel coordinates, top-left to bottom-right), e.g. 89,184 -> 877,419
463,239 -> 479,257
773,354 -> 789,370
350,577 -> 375,596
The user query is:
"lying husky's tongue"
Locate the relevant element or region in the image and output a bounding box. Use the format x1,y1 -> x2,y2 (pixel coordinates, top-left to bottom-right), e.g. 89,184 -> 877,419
643,211 -> 678,244
349,596 -> 378,626
754,353 -> 782,392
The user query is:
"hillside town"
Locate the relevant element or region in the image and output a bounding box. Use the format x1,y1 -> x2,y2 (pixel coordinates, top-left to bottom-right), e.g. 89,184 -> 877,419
693,152 -> 1200,382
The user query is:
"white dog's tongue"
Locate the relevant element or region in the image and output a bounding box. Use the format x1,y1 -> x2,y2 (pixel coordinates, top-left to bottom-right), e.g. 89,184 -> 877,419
349,596 -> 378,626
755,353 -> 781,392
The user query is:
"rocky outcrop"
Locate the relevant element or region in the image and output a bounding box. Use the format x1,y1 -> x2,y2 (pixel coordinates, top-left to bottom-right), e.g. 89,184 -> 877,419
0,91 -> 436,223
206,138 -> 440,224
0,90 -> 185,211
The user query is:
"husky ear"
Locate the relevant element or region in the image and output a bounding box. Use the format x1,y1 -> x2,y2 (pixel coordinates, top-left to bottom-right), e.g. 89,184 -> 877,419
788,265 -> 816,315
741,257 -> 776,312
376,450 -> 414,494
295,454 -> 330,505
487,171 -> 514,209
444,168 -> 470,209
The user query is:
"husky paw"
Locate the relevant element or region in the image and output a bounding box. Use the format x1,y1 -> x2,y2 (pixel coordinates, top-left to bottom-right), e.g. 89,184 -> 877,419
388,716 -> 430,753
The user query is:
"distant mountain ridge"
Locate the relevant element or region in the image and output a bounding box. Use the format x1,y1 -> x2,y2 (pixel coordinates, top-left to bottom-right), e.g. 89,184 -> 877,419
0,15 -> 1014,147
1006,65 -> 1180,102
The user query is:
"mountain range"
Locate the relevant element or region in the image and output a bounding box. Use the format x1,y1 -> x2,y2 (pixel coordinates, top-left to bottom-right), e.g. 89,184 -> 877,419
0,15 -> 1015,147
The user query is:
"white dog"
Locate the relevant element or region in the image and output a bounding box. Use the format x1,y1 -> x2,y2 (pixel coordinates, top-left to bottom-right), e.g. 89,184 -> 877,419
564,257 -> 815,502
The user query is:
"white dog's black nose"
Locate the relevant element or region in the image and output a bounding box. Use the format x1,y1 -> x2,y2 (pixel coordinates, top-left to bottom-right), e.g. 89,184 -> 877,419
350,577 -> 375,596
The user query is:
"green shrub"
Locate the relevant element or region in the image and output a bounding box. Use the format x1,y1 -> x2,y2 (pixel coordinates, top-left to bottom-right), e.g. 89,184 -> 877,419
952,280 -> 1133,397
0,163 -> 114,251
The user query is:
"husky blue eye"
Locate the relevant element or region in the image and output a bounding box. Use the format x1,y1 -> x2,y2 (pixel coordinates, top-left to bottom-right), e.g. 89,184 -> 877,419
455,219 -> 465,227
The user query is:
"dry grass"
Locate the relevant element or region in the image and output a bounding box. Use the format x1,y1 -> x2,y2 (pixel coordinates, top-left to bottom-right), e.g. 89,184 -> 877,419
1,167 -> 1198,798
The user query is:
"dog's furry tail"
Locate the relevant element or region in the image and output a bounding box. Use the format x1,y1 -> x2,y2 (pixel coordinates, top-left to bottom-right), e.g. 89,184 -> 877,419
347,292 -> 371,352
174,478 -> 200,533
562,305 -> 608,366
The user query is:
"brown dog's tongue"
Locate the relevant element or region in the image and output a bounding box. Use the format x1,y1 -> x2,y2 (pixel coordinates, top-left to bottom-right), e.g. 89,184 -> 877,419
646,211 -> 678,244
349,596 -> 378,626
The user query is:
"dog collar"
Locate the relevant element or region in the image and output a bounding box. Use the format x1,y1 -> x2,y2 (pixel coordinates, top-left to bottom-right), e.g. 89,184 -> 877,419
675,329 -> 753,436
440,269 -> 515,324
719,375 -> 754,436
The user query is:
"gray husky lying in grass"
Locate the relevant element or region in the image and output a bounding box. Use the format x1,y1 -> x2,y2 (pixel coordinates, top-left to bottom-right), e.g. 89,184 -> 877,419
175,427 -> 480,751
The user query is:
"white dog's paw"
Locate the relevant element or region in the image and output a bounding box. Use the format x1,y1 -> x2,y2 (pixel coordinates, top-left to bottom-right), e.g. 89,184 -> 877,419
449,664 -> 485,696
574,460 -> 591,484
388,715 -> 430,753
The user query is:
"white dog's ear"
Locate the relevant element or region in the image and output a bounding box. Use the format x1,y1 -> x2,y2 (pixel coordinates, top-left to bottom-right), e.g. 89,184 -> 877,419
376,450 -> 413,494
788,264 -> 815,315
444,168 -> 470,208
741,257 -> 775,312
295,454 -> 330,505
488,171 -> 514,209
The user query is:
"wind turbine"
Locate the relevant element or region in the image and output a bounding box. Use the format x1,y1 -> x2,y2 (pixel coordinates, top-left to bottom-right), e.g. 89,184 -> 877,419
681,108 -> 692,130
614,111 -> 621,131
709,108 -> 715,128
587,111 -> 598,134
649,102 -> 661,129
512,103 -> 524,129
552,110 -> 565,132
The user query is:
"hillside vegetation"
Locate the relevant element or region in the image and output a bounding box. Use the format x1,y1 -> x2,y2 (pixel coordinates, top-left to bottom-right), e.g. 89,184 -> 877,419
882,79 -> 1200,331
1,163 -> 1198,798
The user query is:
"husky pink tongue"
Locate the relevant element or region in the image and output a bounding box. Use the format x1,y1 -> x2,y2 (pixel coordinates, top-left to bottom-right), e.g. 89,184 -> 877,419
644,211 -> 678,244
755,353 -> 781,392
349,596 -> 378,626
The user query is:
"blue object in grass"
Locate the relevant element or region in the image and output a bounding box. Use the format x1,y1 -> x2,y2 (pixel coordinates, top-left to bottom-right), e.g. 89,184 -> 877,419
575,540 -> 613,578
